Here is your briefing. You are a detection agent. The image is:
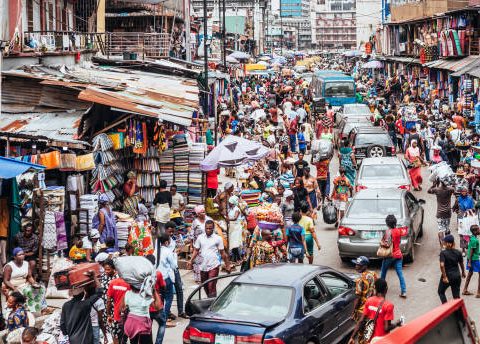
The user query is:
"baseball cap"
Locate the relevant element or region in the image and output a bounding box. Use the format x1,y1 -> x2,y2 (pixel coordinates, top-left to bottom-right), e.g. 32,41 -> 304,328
352,256 -> 370,266
443,234 -> 455,243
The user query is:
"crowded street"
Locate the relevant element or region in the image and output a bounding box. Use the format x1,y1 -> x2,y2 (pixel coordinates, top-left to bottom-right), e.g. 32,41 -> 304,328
3,0 -> 480,343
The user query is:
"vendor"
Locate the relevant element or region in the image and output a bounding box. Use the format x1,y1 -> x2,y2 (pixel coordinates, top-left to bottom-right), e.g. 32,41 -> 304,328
123,171 -> 141,217
13,223 -> 38,276
93,194 -> 118,250
170,184 -> 185,226
82,229 -> 101,262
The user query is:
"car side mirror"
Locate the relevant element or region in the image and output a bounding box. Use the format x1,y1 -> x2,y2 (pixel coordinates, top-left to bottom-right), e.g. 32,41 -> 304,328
418,199 -> 426,205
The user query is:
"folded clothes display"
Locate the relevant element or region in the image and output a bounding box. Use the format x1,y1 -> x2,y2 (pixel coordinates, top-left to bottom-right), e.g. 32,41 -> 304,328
188,143 -> 206,204
79,194 -> 99,234
173,134 -> 189,194
241,190 -> 261,207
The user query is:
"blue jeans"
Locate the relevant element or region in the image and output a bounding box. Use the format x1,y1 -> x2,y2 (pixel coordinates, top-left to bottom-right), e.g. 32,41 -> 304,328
289,134 -> 297,152
92,325 -> 100,344
150,310 -> 167,344
161,278 -> 174,318
380,258 -> 406,294
173,268 -> 184,314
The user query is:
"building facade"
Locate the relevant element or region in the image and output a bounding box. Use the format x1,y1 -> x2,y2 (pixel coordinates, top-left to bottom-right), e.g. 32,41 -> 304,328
355,0 -> 382,48
279,0 -> 312,49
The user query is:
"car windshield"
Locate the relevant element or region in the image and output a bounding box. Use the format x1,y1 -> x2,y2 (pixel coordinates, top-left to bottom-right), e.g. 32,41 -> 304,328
210,283 -> 293,322
325,82 -> 354,98
355,133 -> 392,146
347,199 -> 403,218
360,164 -> 405,179
344,105 -> 370,115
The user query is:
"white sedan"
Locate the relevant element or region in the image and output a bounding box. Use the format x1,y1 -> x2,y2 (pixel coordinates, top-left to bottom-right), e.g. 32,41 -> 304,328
355,157 -> 411,192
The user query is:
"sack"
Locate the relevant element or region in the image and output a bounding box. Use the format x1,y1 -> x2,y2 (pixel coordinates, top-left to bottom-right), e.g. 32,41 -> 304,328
377,229 -> 393,258
60,153 -> 77,171
39,151 -> 61,170
75,153 -> 95,171
363,299 -> 385,342
458,214 -> 479,236
312,139 -> 333,162
114,256 -> 156,291
322,202 -> 338,224
154,203 -> 171,223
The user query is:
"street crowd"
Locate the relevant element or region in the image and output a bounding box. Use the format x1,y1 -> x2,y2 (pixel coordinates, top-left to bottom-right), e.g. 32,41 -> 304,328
2,53 -> 480,344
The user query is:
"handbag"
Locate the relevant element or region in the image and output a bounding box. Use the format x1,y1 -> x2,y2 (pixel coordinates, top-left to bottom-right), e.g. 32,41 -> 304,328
39,151 -> 61,170
75,153 -> 95,171
363,299 -> 385,342
376,229 -> 393,258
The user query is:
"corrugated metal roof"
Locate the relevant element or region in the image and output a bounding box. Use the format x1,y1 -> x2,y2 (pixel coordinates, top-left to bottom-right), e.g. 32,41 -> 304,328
424,56 -> 480,72
451,57 -> 480,77
0,111 -> 88,146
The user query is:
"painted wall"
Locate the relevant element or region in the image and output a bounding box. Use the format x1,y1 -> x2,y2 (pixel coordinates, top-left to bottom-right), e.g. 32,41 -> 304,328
356,0 -> 382,48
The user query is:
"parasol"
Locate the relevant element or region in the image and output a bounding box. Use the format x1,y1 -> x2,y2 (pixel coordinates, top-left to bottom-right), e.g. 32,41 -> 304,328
362,60 -> 383,69
228,51 -> 250,60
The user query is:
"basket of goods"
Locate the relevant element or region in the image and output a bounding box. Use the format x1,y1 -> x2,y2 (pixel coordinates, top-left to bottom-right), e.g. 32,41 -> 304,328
252,203 -> 284,230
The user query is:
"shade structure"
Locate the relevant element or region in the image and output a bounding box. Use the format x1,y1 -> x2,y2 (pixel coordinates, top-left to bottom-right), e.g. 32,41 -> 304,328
226,55 -> 239,64
200,136 -> 269,171
271,56 -> 287,65
258,61 -> 270,66
362,60 -> 383,69
228,51 -> 250,60
0,156 -> 45,179
258,56 -> 272,61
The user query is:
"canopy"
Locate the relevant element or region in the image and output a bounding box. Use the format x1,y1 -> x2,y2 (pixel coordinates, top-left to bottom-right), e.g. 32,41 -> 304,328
200,136 -> 269,171
226,55 -> 239,64
245,63 -> 267,71
362,60 -> 383,69
228,51 -> 250,60
0,156 -> 45,179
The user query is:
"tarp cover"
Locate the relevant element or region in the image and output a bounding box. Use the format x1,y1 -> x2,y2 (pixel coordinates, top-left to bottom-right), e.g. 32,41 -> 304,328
0,156 -> 45,179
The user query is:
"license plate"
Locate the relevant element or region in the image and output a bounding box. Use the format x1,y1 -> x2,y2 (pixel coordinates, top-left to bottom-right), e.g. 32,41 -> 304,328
215,334 -> 235,344
362,231 -> 382,239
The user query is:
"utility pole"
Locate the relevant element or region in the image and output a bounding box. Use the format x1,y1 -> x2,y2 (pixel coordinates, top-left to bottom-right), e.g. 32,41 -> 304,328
203,0 -> 209,117
185,0 -> 192,61
222,0 -> 226,71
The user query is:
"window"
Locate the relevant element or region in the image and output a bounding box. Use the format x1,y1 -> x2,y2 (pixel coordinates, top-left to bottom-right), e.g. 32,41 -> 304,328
405,192 -> 417,212
347,199 -> 403,219
303,278 -> 328,313
324,82 -> 355,97
319,273 -> 351,298
26,0 -> 34,32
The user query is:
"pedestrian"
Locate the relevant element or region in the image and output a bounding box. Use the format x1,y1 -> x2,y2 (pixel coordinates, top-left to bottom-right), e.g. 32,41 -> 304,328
299,204 -> 321,264
13,223 -> 38,275
405,140 -> 425,191
188,220 -> 231,298
351,256 -> 377,323
297,125 -> 307,154
380,214 -> 407,298
348,278 -> 402,344
153,180 -> 172,236
60,271 -> 101,344
206,169 -> 220,198
303,167 -> 319,211
428,179 -> 455,248
170,184 -> 185,227
292,177 -> 311,211
294,152 -> 309,178
453,186 -> 475,255
463,224 -> 480,297
189,206 -> 212,283
314,158 -> 330,205
85,284 -> 107,344
249,228 -> 286,267
286,212 -> 309,263
438,234 -> 465,304
280,189 -> 295,227
106,275 -> 131,344
94,193 -> 119,249
339,139 -> 356,187
331,167 -> 353,224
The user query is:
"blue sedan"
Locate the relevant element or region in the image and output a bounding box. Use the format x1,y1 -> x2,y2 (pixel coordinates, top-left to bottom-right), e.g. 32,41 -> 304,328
183,264 -> 356,344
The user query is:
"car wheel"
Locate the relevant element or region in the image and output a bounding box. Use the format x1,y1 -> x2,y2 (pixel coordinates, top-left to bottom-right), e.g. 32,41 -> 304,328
404,243 -> 415,264
306,341 -> 317,344
367,145 -> 386,157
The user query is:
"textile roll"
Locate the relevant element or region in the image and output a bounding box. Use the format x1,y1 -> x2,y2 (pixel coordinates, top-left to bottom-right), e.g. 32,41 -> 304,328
75,153 -> 95,171
39,151 -> 61,170
59,153 -> 76,171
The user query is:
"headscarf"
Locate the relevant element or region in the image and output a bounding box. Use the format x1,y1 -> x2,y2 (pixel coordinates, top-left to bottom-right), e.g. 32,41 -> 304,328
224,182 -> 234,191
408,140 -> 420,157
228,195 -> 239,206
194,205 -> 205,215
99,193 -> 110,204
127,171 -> 137,179
12,247 -> 24,257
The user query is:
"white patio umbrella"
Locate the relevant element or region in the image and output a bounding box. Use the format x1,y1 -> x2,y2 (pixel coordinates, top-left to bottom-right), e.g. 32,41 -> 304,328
228,51 -> 250,60
362,60 -> 383,69
226,55 -> 239,64
200,135 -> 269,171
258,61 -> 270,66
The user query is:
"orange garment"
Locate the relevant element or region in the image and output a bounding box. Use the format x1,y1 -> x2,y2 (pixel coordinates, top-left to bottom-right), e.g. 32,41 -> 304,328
0,198 -> 8,237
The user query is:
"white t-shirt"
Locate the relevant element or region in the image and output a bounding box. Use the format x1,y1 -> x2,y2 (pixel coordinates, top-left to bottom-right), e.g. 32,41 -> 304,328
194,233 -> 224,271
171,193 -> 184,212
90,298 -> 105,327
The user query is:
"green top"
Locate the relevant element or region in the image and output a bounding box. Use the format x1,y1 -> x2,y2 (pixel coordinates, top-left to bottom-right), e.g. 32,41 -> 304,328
468,235 -> 480,261
206,129 -> 214,145
124,290 -> 152,317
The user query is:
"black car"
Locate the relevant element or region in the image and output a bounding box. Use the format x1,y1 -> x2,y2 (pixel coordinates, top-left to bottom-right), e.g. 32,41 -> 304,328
348,127 -> 396,165
184,264 -> 356,344
335,117 -> 372,148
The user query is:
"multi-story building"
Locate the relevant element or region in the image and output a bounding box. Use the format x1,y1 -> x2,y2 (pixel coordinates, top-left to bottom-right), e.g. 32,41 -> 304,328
314,0 -> 357,50
279,0 -> 312,49
356,0 -> 382,48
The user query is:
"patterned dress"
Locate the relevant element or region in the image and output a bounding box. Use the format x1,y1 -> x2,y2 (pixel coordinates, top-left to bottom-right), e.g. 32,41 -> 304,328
101,272 -> 119,336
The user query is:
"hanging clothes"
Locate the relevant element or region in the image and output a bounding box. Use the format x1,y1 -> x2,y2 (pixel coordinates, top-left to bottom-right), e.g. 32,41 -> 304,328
43,211 -> 57,250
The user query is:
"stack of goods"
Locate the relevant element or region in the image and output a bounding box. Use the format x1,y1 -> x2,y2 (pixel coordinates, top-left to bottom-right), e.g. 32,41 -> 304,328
160,147 -> 174,188
90,134 -> 124,208
53,262 -> 101,289
463,79 -> 473,118
188,143 -> 206,204
79,194 -> 99,235
241,189 -> 262,207
251,203 -> 284,230
173,134 -> 189,193
429,161 -> 456,186
114,212 -> 134,249
135,147 -> 162,204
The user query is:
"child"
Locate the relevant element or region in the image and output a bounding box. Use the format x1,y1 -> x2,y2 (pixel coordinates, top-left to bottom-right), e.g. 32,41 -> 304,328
463,224 -> 480,297
68,236 -> 87,263
286,212 -> 309,263
297,126 -> 307,155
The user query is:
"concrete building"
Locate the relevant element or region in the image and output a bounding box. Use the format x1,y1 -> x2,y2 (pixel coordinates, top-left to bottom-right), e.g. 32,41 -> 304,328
314,0 -> 357,50
356,0 -> 382,48
279,0 -> 313,49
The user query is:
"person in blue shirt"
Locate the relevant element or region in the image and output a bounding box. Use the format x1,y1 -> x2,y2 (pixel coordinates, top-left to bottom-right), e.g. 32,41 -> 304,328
297,126 -> 307,155
286,212 -> 309,263
454,186 -> 475,255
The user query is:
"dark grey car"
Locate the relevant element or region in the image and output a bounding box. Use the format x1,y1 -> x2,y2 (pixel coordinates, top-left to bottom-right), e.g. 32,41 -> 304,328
337,189 -> 425,264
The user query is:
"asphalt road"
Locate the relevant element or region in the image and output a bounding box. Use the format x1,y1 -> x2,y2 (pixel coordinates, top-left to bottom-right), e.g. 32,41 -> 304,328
163,155 -> 480,342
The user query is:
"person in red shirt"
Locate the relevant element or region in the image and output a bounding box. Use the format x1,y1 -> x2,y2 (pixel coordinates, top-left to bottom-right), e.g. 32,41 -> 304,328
348,278 -> 402,343
380,214 -> 407,298
106,277 -> 131,344
206,169 -> 220,198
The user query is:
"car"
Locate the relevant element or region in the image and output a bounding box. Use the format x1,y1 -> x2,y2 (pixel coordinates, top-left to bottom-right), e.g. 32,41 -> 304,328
183,264 -> 356,344
336,103 -> 372,125
337,188 -> 425,264
335,117 -> 372,148
348,127 -> 396,165
355,157 -> 411,192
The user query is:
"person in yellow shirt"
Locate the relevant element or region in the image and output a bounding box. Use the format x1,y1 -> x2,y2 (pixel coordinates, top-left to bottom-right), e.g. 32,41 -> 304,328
69,236 -> 87,263
299,204 -> 321,264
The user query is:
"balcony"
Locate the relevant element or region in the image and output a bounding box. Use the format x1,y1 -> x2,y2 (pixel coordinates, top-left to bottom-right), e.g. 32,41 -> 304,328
105,32 -> 170,59
13,31 -> 103,55
390,0 -> 469,22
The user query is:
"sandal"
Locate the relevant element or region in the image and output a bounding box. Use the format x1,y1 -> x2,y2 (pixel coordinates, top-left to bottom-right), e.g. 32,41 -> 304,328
462,291 -> 474,295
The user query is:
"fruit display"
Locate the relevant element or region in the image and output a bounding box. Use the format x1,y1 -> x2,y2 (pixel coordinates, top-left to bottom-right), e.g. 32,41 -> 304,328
251,203 -> 283,224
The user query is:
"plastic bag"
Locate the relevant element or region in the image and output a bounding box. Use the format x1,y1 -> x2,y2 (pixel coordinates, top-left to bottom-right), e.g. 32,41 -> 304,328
312,139 -> 333,162
322,202 -> 338,224
458,215 -> 479,236
114,256 -> 156,297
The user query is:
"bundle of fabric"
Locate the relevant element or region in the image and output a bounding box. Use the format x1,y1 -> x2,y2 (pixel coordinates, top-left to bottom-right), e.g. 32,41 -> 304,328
114,256 -> 156,299
429,161 -> 456,185
127,222 -> 154,256
114,212 -> 134,249
241,189 -> 261,207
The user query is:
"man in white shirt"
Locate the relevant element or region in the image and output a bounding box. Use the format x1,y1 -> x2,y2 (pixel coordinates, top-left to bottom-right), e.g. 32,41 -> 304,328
188,220 -> 231,297
170,184 -> 185,226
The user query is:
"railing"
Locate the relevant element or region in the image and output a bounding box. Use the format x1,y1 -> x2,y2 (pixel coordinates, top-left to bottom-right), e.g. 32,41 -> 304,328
21,31 -> 104,54
105,32 -> 170,59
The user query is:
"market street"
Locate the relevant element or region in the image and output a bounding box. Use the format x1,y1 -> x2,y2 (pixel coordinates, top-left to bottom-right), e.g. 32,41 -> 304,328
163,159 -> 480,342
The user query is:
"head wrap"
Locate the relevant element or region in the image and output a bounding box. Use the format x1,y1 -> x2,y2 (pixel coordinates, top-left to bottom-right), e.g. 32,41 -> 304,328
229,195 -> 239,206
284,189 -> 294,198
224,182 -> 234,191
194,205 -> 205,215
89,229 -> 100,239
99,193 -> 110,204
12,247 -> 24,257
95,252 -> 109,263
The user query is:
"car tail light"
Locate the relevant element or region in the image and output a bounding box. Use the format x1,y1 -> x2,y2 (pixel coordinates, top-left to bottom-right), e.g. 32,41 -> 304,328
356,185 -> 367,192
391,146 -> 396,154
398,184 -> 410,191
399,226 -> 409,236
183,327 -> 214,343
235,335 -> 285,344
264,339 -> 286,344
339,226 -> 356,236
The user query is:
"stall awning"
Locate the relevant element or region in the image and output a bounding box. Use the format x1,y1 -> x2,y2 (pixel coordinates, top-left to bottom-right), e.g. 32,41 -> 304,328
424,56 -> 480,72
382,56 -> 421,65
0,156 -> 44,179
451,57 -> 480,77
0,111 -> 88,147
